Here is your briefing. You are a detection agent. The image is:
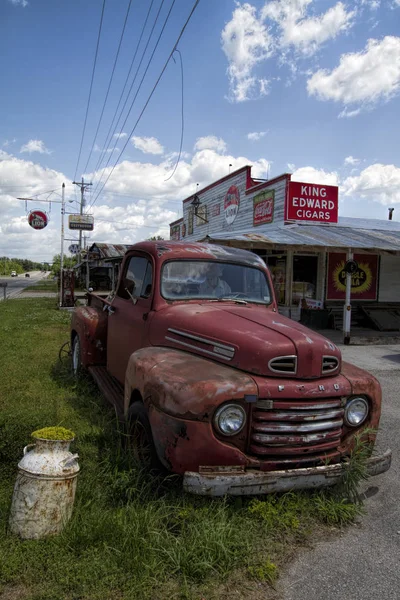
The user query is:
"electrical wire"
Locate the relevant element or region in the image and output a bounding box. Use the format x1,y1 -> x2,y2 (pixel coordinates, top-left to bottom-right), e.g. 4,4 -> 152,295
90,0 -> 169,195
90,0 -> 201,209
90,0 -> 157,180
164,49 -> 184,182
82,0 -> 134,176
73,0 -> 106,181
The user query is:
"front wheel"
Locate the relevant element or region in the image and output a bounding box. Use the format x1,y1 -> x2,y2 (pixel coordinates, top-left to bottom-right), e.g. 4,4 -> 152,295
72,335 -> 83,376
127,402 -> 163,472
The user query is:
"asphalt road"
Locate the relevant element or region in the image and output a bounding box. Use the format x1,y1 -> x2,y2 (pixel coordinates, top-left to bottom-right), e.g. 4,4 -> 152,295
0,271 -> 50,301
279,344 -> 400,600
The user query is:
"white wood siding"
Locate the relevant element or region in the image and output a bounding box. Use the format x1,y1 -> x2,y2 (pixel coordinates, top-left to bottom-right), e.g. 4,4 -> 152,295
378,255 -> 400,302
181,172 -> 288,242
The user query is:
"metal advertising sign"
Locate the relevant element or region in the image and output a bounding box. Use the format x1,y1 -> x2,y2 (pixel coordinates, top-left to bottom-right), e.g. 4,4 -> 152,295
68,244 -> 79,254
224,185 -> 240,225
286,181 -> 339,223
170,224 -> 180,240
68,214 -> 94,231
28,210 -> 48,230
327,253 -> 378,300
253,189 -> 274,226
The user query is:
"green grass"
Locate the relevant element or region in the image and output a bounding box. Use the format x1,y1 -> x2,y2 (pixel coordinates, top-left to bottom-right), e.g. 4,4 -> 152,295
0,298 -> 368,600
25,279 -> 57,292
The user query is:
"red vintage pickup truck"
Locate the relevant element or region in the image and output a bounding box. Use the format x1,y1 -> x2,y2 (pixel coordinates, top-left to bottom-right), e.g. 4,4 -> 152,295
71,241 -> 391,496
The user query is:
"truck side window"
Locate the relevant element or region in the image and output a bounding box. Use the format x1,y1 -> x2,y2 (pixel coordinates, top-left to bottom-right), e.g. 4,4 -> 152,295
117,256 -> 152,300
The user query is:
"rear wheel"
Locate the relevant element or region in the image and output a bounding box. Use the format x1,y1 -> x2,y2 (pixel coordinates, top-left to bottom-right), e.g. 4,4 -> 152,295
127,402 -> 163,471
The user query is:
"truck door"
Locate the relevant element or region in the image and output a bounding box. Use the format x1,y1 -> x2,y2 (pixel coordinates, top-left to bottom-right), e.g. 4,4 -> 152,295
107,253 -> 153,384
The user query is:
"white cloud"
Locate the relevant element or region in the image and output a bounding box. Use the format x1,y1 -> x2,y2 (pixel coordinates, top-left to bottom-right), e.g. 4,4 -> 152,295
221,1 -> 355,101
307,36 -> 400,114
291,166 -> 339,186
9,0 -> 28,7
221,2 -> 273,102
93,144 -> 119,153
194,136 -> 227,153
113,132 -> 127,139
0,140 -> 272,259
344,156 -> 361,166
342,163 -> 400,205
3,138 -> 17,147
131,136 -> 164,155
20,139 -> 52,155
247,131 -> 267,141
262,0 -> 355,57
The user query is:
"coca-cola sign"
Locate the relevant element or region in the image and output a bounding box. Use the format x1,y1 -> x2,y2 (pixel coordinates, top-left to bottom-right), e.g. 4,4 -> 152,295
253,190 -> 274,226
224,185 -> 240,225
28,210 -> 48,230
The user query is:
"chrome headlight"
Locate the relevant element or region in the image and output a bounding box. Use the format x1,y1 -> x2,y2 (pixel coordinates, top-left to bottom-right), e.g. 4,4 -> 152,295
213,404 -> 246,436
344,397 -> 369,427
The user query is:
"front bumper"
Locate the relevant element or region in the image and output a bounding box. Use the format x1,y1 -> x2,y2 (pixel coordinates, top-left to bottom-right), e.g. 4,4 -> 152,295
183,448 -> 392,496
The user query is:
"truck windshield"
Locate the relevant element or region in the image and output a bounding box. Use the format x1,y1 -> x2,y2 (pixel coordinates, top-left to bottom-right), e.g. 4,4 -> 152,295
161,260 -> 272,304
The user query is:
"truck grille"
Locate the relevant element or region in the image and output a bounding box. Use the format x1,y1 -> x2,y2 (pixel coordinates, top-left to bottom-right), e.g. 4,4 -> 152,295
250,397 -> 344,468
322,355 -> 339,374
268,355 -> 297,374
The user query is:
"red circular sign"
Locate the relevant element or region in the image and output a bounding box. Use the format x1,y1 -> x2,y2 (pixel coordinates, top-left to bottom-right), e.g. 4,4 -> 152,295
224,185 -> 240,225
28,210 -> 48,230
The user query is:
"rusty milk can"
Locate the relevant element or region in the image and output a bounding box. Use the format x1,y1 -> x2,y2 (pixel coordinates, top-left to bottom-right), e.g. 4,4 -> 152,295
9,427 -> 80,539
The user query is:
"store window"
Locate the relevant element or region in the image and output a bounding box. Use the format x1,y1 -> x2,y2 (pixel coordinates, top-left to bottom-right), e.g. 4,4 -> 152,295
292,255 -> 317,306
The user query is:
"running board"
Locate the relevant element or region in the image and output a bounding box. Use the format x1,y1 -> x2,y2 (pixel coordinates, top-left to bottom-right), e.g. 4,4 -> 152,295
88,366 -> 124,419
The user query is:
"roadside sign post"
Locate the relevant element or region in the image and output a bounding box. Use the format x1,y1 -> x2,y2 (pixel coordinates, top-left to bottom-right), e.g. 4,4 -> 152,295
0,282 -> 7,301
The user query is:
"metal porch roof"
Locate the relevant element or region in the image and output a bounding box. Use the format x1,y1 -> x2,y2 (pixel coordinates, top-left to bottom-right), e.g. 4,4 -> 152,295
201,217 -> 400,253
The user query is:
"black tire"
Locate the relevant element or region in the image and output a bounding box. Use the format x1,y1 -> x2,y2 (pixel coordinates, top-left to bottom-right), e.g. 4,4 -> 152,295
127,402 -> 163,472
72,335 -> 83,376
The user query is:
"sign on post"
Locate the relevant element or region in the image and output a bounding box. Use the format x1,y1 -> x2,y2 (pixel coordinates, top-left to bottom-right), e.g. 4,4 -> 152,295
28,210 -> 49,230
286,182 -> 339,223
68,214 -> 94,231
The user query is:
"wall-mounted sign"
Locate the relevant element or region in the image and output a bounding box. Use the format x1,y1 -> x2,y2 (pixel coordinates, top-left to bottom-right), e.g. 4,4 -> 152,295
286,181 -> 338,223
253,189 -> 274,226
68,214 -> 94,231
196,205 -> 207,226
224,185 -> 240,225
211,203 -> 220,217
327,253 -> 378,300
28,210 -> 48,230
68,244 -> 79,254
170,224 -> 180,240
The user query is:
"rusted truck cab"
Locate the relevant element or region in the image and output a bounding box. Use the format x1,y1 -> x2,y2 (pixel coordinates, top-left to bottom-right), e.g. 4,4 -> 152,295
71,241 -> 391,496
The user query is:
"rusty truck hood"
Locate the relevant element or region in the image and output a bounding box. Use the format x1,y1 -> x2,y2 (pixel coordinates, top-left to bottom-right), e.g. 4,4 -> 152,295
149,302 -> 341,379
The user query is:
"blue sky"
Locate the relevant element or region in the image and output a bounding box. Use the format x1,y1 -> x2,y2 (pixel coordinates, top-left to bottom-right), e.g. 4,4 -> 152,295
1,0 -> 400,261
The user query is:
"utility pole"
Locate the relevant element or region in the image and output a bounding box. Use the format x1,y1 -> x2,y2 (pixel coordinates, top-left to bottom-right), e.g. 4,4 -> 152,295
72,178 -> 92,257
60,183 -> 65,307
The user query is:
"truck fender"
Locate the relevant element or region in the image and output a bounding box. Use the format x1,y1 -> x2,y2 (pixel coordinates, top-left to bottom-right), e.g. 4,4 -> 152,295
124,346 -> 258,420
71,306 -> 108,368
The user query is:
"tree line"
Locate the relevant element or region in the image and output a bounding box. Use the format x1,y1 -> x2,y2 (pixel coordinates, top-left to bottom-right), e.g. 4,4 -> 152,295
0,257 -> 50,276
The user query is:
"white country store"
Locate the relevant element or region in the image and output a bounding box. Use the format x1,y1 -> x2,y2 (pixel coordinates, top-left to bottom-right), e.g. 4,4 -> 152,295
169,165 -> 400,338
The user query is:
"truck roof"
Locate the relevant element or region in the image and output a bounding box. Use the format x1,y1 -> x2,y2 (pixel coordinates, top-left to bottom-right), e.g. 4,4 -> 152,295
127,241 -> 266,268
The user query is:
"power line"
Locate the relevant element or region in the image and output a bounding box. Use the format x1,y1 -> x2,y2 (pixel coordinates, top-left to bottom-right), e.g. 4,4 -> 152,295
164,49 -> 184,182
90,0 -> 157,180
82,0 -> 134,176
90,0 -> 201,209
73,0 -> 106,181
90,0 -> 169,195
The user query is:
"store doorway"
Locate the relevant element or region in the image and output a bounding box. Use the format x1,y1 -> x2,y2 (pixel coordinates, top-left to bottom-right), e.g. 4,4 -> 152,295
292,255 -> 318,306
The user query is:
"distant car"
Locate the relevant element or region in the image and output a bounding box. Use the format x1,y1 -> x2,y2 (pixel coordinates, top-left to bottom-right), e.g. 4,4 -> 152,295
11,271 -> 17,277
25,273 -> 30,278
